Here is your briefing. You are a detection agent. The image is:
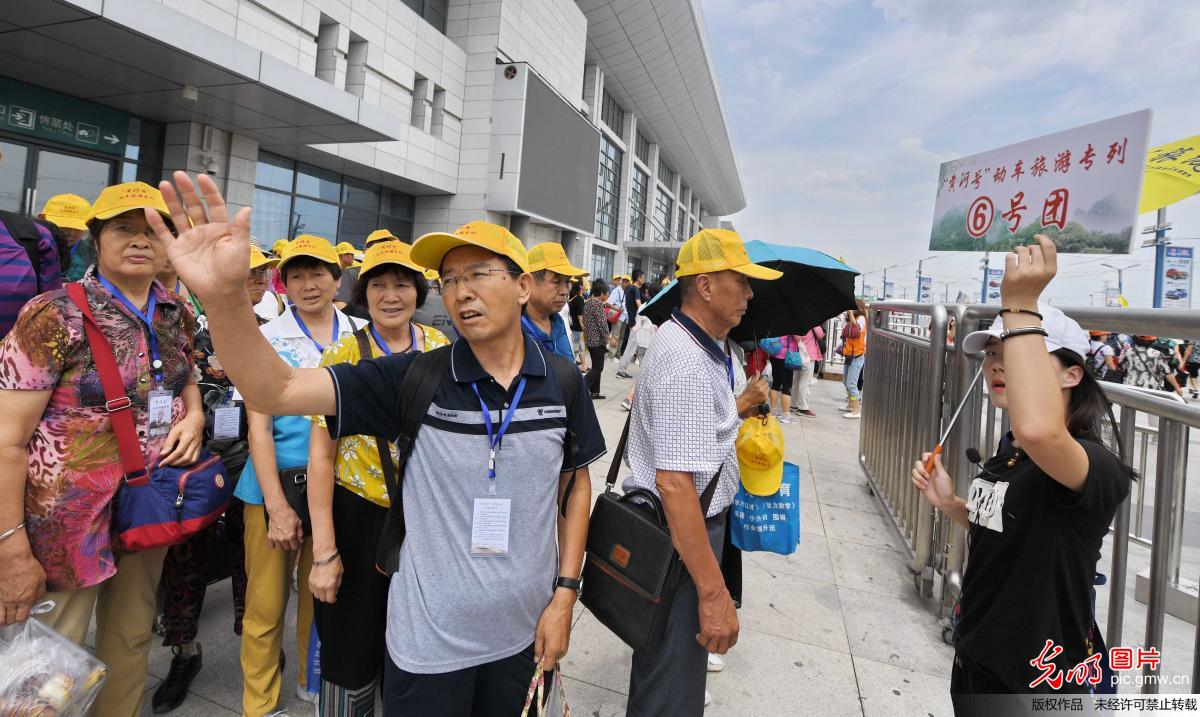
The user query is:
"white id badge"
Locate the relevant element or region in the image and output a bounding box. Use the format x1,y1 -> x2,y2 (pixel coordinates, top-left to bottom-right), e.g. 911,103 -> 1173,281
147,388 -> 173,439
470,498 -> 511,557
213,405 -> 242,441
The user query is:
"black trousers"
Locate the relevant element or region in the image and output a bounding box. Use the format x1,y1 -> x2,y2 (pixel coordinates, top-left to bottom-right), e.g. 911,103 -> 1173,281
769,357 -> 794,393
586,345 -> 606,395
721,517 -> 742,605
313,485 -> 390,689
950,655 -> 1027,717
382,643 -> 550,716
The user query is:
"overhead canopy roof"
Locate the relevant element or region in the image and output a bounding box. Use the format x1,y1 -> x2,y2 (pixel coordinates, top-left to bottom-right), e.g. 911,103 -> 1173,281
577,0 -> 745,217
0,0 -> 396,157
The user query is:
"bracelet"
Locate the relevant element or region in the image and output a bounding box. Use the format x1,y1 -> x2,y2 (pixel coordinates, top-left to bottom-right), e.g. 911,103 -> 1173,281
1000,327 -> 1049,341
998,308 -> 1044,321
312,549 -> 339,566
0,522 -> 25,542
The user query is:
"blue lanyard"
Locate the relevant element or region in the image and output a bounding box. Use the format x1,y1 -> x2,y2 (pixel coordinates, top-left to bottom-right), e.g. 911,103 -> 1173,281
521,315 -> 555,354
471,377 -> 528,494
293,307 -> 339,353
97,273 -> 163,386
371,323 -> 418,357
70,240 -> 81,259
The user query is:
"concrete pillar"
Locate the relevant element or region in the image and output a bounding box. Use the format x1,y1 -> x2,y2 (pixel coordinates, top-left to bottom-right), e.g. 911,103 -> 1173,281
510,214 -> 531,248
315,19 -> 349,89
581,64 -> 603,126
161,122 -> 259,217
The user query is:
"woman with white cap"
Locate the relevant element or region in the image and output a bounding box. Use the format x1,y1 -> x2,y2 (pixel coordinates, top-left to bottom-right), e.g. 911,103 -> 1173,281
912,235 -> 1133,710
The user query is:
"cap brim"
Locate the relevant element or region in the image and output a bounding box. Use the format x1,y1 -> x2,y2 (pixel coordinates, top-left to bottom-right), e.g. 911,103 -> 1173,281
46,216 -> 89,231
739,463 -> 784,497
961,329 -> 999,354
249,257 -> 280,270
90,205 -> 172,222
732,262 -> 784,281
361,257 -> 425,276
278,251 -> 339,271
411,232 -> 532,273
543,263 -> 589,278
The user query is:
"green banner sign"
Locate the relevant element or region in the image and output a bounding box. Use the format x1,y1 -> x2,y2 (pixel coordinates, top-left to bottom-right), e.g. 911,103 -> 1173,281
0,76 -> 128,156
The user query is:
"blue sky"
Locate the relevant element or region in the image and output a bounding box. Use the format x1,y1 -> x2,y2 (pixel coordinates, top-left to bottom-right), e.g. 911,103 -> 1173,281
701,0 -> 1200,306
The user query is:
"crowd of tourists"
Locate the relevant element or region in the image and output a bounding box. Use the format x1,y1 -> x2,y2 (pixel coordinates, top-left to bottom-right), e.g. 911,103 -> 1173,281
0,175 -> 1145,717
0,175 -> 781,717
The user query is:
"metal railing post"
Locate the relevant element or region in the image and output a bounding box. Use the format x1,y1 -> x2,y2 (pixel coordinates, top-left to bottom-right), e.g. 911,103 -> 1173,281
1143,419 -> 1180,693
1107,406 -> 1136,648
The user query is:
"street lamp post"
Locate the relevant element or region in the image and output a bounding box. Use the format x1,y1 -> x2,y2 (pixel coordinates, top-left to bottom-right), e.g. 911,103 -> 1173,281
1100,262 -> 1139,298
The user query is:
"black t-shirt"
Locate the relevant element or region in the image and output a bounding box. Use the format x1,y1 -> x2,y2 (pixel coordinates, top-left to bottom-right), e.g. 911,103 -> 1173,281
568,294 -> 584,332
955,436 -> 1130,692
625,284 -> 640,322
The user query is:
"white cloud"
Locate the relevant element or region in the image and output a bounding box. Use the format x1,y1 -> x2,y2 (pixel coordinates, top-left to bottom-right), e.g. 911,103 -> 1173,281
702,0 -> 1200,306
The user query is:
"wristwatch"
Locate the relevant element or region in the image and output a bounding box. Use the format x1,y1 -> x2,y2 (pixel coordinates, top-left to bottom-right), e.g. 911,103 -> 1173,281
554,576 -> 582,593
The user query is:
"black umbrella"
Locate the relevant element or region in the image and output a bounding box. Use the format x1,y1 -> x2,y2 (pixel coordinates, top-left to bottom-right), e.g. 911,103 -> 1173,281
639,240 -> 860,342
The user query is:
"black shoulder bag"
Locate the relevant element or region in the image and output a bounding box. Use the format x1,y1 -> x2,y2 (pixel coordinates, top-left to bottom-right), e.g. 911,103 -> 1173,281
374,344 -> 452,574
580,412 -> 719,654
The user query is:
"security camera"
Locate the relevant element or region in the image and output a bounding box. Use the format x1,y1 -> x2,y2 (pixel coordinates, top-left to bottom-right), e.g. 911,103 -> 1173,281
201,155 -> 220,175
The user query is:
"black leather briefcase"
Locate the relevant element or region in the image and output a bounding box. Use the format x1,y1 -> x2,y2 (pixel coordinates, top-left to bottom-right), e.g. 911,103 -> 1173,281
580,414 -> 718,654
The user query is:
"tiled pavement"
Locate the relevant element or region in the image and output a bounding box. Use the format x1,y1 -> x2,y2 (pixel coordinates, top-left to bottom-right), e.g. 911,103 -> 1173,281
137,363 -> 956,716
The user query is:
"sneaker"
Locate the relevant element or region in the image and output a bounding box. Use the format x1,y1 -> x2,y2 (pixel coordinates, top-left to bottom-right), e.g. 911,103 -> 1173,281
797,409 -> 817,418
704,690 -> 712,707
843,411 -> 861,419
621,399 -> 632,411
295,685 -> 318,705
707,653 -> 724,672
151,644 -> 203,713
777,415 -> 794,424
616,371 -> 633,379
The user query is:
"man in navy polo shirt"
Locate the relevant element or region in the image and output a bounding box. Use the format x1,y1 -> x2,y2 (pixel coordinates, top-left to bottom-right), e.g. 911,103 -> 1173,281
522,242 -> 587,362
149,171 -> 605,716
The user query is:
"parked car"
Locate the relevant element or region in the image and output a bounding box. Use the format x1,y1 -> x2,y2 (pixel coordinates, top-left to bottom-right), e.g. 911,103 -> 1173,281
1166,268 -> 1189,280
988,290 -> 1000,299
988,280 -> 1000,288
1166,288 -> 1189,300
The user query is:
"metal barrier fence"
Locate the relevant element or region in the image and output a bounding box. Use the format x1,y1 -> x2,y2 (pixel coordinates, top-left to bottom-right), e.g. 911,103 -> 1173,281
859,301 -> 1200,692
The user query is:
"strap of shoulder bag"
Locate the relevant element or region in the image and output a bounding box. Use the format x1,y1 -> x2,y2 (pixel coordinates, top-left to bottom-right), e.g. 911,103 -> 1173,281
354,327 -> 400,494
65,283 -> 148,485
607,410 -> 722,515
544,347 -> 582,517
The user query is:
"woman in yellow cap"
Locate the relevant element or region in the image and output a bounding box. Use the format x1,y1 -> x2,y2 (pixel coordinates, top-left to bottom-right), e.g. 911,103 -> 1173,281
0,181 -> 204,716
238,234 -> 366,714
306,240 -> 449,714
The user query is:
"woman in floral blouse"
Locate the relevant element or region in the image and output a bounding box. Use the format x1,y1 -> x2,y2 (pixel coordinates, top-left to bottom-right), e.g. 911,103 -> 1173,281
582,280 -> 612,399
307,240 -> 449,714
0,182 -> 202,717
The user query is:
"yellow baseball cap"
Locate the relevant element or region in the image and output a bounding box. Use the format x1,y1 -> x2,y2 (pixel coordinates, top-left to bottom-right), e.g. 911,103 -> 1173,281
249,246 -> 279,270
527,242 -> 587,277
87,182 -> 172,222
278,234 -> 339,272
359,240 -> 423,276
737,415 -> 785,496
675,228 -> 783,280
334,241 -> 357,255
366,229 -> 398,247
40,194 -> 91,231
411,220 -> 530,273
272,239 -> 290,257
424,268 -> 439,281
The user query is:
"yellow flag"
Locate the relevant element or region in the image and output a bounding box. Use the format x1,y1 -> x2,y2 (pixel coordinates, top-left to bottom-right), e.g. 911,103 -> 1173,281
1117,295 -> 1129,308
1139,135 -> 1200,214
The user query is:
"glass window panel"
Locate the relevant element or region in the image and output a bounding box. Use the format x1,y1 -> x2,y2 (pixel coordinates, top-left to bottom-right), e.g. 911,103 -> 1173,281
34,150 -> 111,209
591,246 -> 614,283
0,141 -> 28,212
593,137 -> 622,244
256,152 -> 295,192
378,215 -> 414,243
628,169 -> 648,243
290,197 -> 340,240
338,208 -> 377,249
653,189 -> 673,242
295,164 -> 341,202
381,189 -> 415,219
251,188 -> 292,245
342,178 -> 380,211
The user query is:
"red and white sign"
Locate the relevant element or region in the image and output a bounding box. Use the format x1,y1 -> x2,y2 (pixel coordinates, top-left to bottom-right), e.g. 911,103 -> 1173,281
929,110 -> 1152,254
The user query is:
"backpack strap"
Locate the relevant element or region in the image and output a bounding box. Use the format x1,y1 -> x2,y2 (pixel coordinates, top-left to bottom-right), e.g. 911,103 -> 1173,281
1,211 -> 46,294
544,348 -> 582,517
354,326 -> 400,496
375,344 -> 452,574
64,283 -> 148,486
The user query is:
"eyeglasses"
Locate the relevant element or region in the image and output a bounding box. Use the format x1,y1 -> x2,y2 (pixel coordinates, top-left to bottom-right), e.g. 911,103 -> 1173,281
247,269 -> 269,281
440,267 -> 519,291
104,222 -> 159,240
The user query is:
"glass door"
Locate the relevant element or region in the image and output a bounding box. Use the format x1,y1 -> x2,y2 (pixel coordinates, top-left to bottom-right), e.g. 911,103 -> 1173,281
0,141 -> 30,212
31,149 -> 112,215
